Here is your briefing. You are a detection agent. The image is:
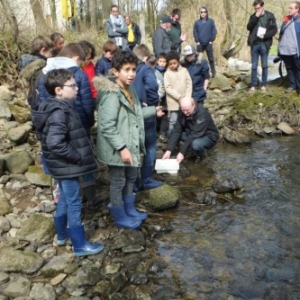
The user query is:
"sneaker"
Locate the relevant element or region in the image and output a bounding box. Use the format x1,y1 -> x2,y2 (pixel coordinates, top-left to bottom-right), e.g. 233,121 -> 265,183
261,86 -> 266,92
285,87 -> 295,93
249,87 -> 255,92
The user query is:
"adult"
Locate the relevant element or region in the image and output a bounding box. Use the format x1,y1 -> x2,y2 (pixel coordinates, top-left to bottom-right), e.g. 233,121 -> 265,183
247,0 -> 277,92
152,15 -> 186,57
193,7 -> 217,77
168,8 -> 182,52
125,15 -> 141,51
162,96 -> 219,163
278,2 -> 300,95
106,5 -> 128,50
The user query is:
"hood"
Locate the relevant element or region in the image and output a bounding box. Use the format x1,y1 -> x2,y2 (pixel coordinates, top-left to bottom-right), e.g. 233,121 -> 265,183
19,58 -> 46,81
93,75 -> 119,93
42,57 -> 78,74
200,6 -> 209,20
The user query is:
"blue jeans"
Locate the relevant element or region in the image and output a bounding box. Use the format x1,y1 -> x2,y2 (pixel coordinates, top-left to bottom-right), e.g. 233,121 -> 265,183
182,133 -> 216,156
55,178 -> 82,227
142,122 -> 157,168
251,43 -> 269,87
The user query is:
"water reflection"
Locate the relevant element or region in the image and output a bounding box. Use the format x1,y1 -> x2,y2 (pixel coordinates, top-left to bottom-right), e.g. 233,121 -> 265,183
155,137 -> 300,299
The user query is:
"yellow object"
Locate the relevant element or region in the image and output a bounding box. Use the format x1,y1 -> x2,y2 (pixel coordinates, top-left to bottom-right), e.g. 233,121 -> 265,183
127,23 -> 134,43
62,0 -> 77,19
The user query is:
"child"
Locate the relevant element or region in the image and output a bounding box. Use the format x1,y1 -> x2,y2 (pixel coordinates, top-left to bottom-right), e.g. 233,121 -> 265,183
164,50 -> 192,136
79,40 -> 97,100
93,51 -> 164,229
181,45 -> 210,103
18,35 -> 54,108
31,69 -> 103,257
132,45 -> 162,191
37,43 -> 101,208
95,40 -> 119,76
50,32 -> 65,56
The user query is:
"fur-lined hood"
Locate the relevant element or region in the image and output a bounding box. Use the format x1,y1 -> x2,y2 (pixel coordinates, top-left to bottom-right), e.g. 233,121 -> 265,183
93,75 -> 119,93
19,58 -> 46,82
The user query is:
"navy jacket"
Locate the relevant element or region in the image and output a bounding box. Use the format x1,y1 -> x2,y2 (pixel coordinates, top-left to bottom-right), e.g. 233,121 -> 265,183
181,56 -> 210,102
132,62 -> 159,123
95,56 -> 112,76
193,18 -> 217,46
31,98 -> 98,179
37,67 -> 94,132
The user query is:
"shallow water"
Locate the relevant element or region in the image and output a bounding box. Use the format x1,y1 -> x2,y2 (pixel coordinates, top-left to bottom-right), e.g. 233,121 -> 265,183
155,137 -> 300,299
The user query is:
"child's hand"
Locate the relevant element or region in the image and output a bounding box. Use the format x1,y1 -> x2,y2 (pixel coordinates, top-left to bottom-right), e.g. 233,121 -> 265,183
156,106 -> 165,117
120,148 -> 133,166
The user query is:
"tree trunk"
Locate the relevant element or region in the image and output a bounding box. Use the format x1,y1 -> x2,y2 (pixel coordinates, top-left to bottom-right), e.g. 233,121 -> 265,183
0,0 -> 18,42
48,0 -> 58,28
30,0 -> 48,31
89,0 -> 97,28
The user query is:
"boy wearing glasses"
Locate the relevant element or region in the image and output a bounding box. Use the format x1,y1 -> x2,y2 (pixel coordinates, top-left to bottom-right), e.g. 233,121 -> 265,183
247,0 -> 277,92
193,7 -> 217,77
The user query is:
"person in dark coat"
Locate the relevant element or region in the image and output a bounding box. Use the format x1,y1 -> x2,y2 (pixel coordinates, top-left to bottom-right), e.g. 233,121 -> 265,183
125,16 -> 141,51
168,8 -> 182,53
31,69 -> 103,257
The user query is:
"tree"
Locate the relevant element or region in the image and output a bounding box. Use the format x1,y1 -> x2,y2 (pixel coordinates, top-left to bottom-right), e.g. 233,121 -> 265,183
48,0 -> 58,28
0,0 -> 18,42
30,0 -> 48,30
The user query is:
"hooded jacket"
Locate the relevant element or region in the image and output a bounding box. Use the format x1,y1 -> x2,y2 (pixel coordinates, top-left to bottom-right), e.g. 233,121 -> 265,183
93,76 -> 156,167
95,55 -> 112,76
37,57 -> 94,131
31,98 -> 98,179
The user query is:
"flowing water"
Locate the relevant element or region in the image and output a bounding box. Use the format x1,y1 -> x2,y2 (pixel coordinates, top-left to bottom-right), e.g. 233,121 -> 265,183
154,137 -> 300,299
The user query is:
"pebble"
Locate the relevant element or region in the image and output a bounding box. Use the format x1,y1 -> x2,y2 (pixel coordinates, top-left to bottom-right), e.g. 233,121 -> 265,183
0,272 -> 9,285
50,273 -> 67,286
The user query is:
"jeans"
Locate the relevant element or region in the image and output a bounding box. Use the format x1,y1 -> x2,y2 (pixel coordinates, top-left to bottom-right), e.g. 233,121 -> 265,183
142,122 -> 157,168
81,172 -> 96,188
55,178 -> 82,227
281,55 -> 298,90
168,111 -> 179,136
182,132 -> 216,156
251,43 -> 269,87
108,166 -> 137,206
197,43 -> 216,76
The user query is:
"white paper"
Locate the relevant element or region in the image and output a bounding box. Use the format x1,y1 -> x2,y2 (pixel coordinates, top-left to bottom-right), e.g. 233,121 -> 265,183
257,26 -> 266,37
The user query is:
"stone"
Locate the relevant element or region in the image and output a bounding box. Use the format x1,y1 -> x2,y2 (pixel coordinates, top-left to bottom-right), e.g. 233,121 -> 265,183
277,122 -> 295,135
112,230 -> 145,250
210,73 -> 232,91
3,151 -> 34,174
104,263 -> 121,275
16,214 -> 55,246
0,100 -> 12,121
40,247 -> 57,261
0,86 -> 14,102
0,160 -> 3,177
7,104 -> 31,124
3,276 -> 31,298
212,179 -> 242,194
41,254 -> 74,277
25,165 -> 51,187
0,272 -> 9,285
0,248 -> 43,274
0,198 -> 12,216
6,213 -> 22,228
0,216 -> 10,231
50,273 -> 67,286
29,283 -> 56,300
7,124 -> 32,144
223,126 -> 250,144
38,200 -> 56,213
2,121 -> 19,131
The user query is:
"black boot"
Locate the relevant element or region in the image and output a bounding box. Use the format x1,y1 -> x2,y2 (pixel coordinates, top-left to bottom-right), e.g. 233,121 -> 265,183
83,185 -> 105,208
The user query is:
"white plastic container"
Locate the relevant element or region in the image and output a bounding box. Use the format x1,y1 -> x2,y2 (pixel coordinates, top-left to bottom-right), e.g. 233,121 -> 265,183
155,159 -> 180,175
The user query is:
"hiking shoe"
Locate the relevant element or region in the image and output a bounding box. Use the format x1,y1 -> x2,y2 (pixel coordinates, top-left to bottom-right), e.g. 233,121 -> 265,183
261,86 -> 266,92
249,87 -> 255,92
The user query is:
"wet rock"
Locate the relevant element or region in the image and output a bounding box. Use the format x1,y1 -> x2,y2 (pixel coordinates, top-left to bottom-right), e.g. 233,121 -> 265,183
111,230 -> 145,250
0,216 -> 10,231
104,263 -> 121,275
25,165 -> 51,187
122,245 -> 144,253
136,184 -> 179,211
0,248 -> 43,274
3,276 -> 31,298
130,273 -> 148,285
196,191 -> 217,205
0,198 -> 12,216
41,253 -> 74,277
40,247 -> 57,261
7,124 -> 32,144
212,179 -> 241,193
178,165 -> 191,178
110,270 -> 128,292
266,268 -> 296,282
29,283 -> 56,300
0,272 -> 9,285
3,151 -> 34,174
263,126 -> 275,134
210,73 -> 232,91
50,273 -> 67,286
7,104 -> 31,123
16,214 -> 55,246
277,122 -> 295,135
223,126 -> 250,144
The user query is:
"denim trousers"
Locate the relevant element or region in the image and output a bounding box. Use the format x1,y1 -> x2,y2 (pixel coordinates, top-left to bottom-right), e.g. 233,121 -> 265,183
168,111 -> 179,136
142,122 -> 157,168
108,166 -> 137,206
251,43 -> 269,87
55,178 -> 82,227
182,132 -> 216,156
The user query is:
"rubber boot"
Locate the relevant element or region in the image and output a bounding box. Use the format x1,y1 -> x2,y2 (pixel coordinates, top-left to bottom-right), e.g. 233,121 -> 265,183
83,185 -> 105,208
123,194 -> 148,220
53,215 -> 68,245
67,225 -> 104,257
141,166 -> 162,190
107,203 -> 141,229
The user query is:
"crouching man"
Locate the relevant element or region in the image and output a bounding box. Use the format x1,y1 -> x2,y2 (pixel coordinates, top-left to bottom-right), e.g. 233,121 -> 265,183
162,96 -> 219,163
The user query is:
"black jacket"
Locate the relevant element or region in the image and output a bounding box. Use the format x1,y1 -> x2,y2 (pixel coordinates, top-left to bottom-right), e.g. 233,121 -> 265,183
31,98 -> 98,179
128,22 -> 141,46
167,103 -> 219,155
247,10 -> 277,50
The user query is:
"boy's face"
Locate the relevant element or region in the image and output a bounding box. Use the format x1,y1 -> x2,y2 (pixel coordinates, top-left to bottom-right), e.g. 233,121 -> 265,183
168,59 -> 179,71
56,78 -> 78,100
104,51 -> 114,61
113,63 -> 136,87
157,57 -> 167,68
185,53 -> 196,62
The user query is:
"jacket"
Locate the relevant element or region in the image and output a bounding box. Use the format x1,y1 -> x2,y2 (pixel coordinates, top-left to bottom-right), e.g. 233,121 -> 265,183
106,18 -> 128,50
167,102 -> 219,156
82,61 -> 97,99
93,76 -> 156,167
193,12 -> 217,46
152,26 -> 183,57
17,53 -> 47,71
168,21 -> 182,52
127,22 -> 141,46
31,98 -> 98,179
247,10 -> 277,50
37,57 -> 94,131
181,56 -> 210,102
95,56 -> 112,76
164,65 -> 192,111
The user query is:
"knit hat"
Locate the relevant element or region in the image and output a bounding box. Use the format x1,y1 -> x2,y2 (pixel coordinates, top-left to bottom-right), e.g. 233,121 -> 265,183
160,16 -> 172,23
183,45 -> 196,56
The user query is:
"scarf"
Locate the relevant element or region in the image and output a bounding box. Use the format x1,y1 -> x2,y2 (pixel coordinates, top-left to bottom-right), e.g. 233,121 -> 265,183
110,14 -> 123,28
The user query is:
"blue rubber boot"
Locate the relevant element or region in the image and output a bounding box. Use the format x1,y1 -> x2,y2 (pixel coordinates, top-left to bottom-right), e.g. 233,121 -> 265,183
108,203 -> 141,229
53,215 -> 68,245
141,166 -> 162,190
67,225 -> 104,257
123,194 -> 148,221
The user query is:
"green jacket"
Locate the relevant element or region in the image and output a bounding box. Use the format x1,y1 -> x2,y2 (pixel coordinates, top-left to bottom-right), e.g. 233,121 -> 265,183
94,76 -> 156,167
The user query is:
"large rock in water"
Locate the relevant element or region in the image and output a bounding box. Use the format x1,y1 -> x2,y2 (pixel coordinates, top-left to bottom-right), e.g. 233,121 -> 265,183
277,122 -> 295,135
16,214 -> 55,246
222,126 -> 250,144
136,184 -> 179,211
2,151 -> 34,174
25,164 -> 51,186
210,73 -> 232,91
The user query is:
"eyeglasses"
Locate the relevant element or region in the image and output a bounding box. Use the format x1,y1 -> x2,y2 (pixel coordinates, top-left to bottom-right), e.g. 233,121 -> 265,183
200,11 -> 207,13
64,83 -> 77,89
254,6 -> 262,10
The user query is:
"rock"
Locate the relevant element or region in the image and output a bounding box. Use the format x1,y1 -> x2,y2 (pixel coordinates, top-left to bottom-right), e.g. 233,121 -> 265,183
41,254 -> 74,277
6,213 -> 21,228
110,271 -> 128,292
0,100 -> 12,120
29,283 -> 56,300
7,124 -> 32,144
7,104 -> 31,123
3,276 -> 31,298
3,151 -> 34,174
16,214 -> 55,246
25,165 -> 51,187
2,121 -> 19,131
136,184 -> 179,211
50,273 -> 67,286
0,272 -> 9,285
223,127 -> 250,144
111,230 -> 145,250
0,160 -> 3,177
40,247 -> 57,261
0,248 -> 43,274
0,86 -> 14,102
277,122 -> 295,135
263,126 -> 275,134
0,198 -> 12,216
210,73 -> 232,91
235,81 -> 248,91
104,263 -> 121,275
212,179 -> 241,193
0,216 -> 10,231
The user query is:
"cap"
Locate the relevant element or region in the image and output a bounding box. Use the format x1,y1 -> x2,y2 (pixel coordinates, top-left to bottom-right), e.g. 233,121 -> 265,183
183,45 -> 196,56
160,16 -> 172,24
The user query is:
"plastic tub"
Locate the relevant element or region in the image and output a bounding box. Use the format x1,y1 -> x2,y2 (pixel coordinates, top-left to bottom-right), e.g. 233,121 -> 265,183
155,159 -> 180,175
